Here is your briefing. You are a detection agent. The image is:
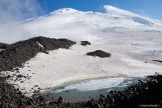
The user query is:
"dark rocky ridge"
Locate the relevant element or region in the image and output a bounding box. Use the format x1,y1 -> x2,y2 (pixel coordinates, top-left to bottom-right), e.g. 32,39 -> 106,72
0,43 -> 10,49
153,60 -> 162,63
87,50 -> 111,58
0,36 -> 76,72
0,36 -> 76,107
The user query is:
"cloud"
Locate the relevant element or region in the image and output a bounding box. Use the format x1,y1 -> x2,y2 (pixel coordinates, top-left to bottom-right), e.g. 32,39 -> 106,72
0,0 -> 44,43
0,0 -> 43,24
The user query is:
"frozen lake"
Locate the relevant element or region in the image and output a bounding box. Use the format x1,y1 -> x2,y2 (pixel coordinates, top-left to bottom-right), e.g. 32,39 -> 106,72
42,76 -> 144,102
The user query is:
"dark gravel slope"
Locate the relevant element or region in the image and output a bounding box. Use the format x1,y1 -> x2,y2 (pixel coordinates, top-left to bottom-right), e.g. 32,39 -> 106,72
0,36 -> 76,107
0,75 -> 31,108
0,36 -> 76,72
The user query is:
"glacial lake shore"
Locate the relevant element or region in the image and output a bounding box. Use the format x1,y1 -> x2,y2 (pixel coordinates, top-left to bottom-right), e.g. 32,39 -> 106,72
41,76 -> 144,102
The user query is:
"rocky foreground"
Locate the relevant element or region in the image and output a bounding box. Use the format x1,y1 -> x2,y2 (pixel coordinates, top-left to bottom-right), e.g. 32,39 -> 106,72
0,37 -> 162,108
1,73 -> 162,108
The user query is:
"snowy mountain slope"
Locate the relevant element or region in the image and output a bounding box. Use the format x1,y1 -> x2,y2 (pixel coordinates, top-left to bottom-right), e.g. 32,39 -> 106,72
2,5 -> 162,96
22,5 -> 162,42
103,5 -> 161,26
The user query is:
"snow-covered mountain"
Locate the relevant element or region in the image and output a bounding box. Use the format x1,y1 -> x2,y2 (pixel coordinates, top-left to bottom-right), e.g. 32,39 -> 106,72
22,5 -> 162,42
2,5 -> 162,96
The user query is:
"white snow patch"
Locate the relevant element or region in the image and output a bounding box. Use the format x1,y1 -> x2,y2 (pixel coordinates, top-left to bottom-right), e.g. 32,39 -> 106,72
0,49 -> 5,52
36,41 -> 44,48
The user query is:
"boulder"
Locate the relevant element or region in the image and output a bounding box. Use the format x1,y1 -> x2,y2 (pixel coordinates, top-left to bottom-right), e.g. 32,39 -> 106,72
81,41 -> 91,46
87,50 -> 111,58
57,96 -> 63,104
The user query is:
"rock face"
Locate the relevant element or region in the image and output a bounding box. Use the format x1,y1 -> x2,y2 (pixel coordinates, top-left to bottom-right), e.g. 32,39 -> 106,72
0,76 -> 31,108
57,96 -> 64,103
0,43 -> 10,49
80,41 -> 91,46
87,50 -> 111,58
0,36 -> 76,72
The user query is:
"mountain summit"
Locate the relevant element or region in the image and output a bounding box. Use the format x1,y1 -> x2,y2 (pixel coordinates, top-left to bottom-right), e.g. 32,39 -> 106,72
51,8 -> 79,14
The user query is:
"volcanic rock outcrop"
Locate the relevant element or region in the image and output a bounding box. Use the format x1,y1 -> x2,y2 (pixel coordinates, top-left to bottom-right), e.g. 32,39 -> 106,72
87,50 -> 111,58
0,36 -> 76,72
80,41 -> 91,46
